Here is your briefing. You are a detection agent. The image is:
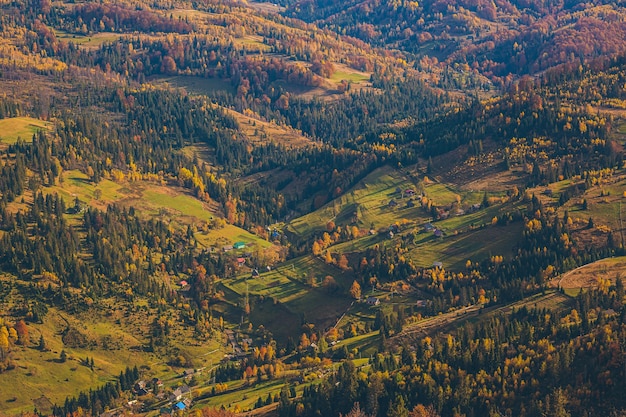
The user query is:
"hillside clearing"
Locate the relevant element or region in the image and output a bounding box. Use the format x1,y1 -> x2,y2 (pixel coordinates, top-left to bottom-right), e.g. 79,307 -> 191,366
52,30 -> 122,48
152,75 -> 236,96
223,108 -> 314,149
551,256 -> 626,292
44,170 -> 273,250
286,166 -> 423,239
0,117 -> 52,144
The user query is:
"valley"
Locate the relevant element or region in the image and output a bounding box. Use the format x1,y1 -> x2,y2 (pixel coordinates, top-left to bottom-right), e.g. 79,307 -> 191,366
0,0 -> 626,416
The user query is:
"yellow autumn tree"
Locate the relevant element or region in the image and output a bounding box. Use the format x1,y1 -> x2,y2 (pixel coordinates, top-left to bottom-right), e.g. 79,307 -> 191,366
338,254 -> 350,270
312,241 -> 322,256
324,251 -> 334,264
349,280 -> 362,299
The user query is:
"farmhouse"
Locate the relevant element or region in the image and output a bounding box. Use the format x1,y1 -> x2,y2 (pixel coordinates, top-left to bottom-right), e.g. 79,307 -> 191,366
134,380 -> 147,392
222,245 -> 234,252
237,257 -> 246,266
388,199 -> 398,208
67,198 -> 88,214
161,398 -> 192,416
133,380 -> 150,396
234,241 -> 246,249
366,296 -> 381,306
169,385 -> 191,402
433,261 -> 443,268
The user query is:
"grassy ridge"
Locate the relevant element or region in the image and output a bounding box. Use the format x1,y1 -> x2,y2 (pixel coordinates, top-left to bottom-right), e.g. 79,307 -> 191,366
0,117 -> 52,144
407,223 -> 523,270
287,166 -> 422,239
52,30 -> 121,48
0,305 -> 157,413
45,170 -> 272,249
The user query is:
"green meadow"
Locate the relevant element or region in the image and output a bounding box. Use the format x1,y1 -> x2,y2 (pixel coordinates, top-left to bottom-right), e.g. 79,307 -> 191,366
224,255 -> 355,341
0,117 -> 52,144
287,166 -> 424,239
52,30 -> 121,47
45,170 -> 272,250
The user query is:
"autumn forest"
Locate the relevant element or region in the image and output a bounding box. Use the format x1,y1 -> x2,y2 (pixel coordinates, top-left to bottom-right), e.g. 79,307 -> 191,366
1,0 -> 626,416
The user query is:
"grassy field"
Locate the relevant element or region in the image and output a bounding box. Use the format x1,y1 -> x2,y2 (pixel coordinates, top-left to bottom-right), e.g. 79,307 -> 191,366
328,64 -> 372,92
574,176 -> 626,230
332,331 -> 380,358
194,374 -> 313,414
224,255 -> 354,340
330,70 -> 369,83
529,171 -> 626,232
0,306 -> 159,414
46,170 -> 124,207
0,281 -> 233,416
153,76 -> 236,96
423,180 -> 505,207
422,183 -> 461,206
52,30 -> 121,48
235,35 -> 272,52
285,165 -> 521,271
436,201 -> 523,232
551,256 -> 626,293
286,165 -> 508,243
330,233 -> 387,254
224,107 -> 314,149
143,189 -> 213,219
287,166 -> 424,239
0,117 -> 52,144
196,224 -> 273,250
45,170 -> 272,250
487,291 -> 572,316
196,378 -> 285,412
407,223 -> 523,270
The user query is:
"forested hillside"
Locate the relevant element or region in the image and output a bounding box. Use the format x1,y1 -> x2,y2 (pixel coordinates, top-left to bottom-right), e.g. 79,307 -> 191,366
286,0 -> 626,85
0,0 -> 625,416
